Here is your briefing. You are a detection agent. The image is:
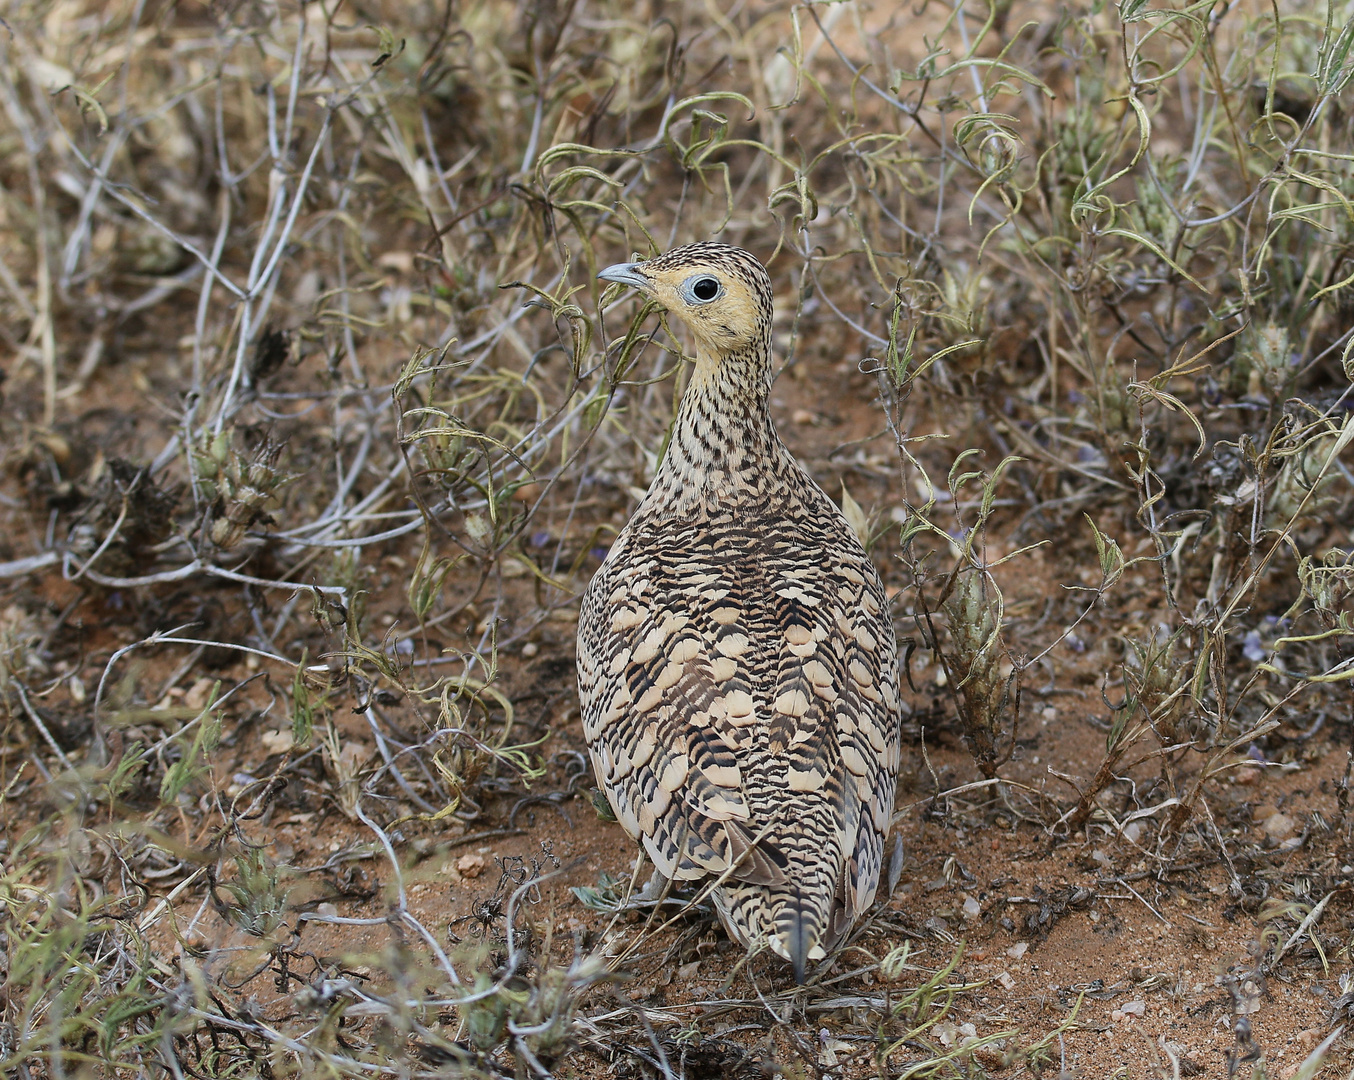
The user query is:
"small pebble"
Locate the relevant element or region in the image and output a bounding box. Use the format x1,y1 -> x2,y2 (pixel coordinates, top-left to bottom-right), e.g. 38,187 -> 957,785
261,729 -> 295,755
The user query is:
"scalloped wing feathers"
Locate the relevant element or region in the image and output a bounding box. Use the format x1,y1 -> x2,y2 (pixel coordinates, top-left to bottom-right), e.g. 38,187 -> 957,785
577,242 -> 902,979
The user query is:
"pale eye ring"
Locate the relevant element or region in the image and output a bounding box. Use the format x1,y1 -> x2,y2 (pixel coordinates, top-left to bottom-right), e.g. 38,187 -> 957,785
683,275 -> 723,303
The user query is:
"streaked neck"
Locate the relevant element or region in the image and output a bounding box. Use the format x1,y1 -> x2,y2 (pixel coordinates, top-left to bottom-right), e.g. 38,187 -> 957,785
637,337 -> 798,520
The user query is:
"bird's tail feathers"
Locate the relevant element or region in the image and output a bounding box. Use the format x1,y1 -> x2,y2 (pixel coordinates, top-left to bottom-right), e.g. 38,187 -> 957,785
715,881 -> 832,985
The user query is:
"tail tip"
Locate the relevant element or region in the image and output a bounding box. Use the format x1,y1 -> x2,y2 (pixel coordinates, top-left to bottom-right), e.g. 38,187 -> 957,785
788,912 -> 809,985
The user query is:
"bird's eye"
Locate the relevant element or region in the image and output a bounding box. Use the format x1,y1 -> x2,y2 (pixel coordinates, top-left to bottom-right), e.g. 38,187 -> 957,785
685,275 -> 723,303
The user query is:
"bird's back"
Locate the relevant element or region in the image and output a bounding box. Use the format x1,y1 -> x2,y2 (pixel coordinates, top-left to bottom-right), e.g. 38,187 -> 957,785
578,472 -> 901,976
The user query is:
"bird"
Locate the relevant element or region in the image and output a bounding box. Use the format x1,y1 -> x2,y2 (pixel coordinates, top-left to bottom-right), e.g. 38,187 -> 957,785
576,242 -> 902,983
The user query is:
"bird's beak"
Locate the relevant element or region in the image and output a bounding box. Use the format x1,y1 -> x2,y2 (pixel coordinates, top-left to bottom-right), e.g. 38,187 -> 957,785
597,261 -> 651,291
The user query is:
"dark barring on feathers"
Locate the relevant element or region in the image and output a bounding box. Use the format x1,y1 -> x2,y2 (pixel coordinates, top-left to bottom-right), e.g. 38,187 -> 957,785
578,243 -> 903,983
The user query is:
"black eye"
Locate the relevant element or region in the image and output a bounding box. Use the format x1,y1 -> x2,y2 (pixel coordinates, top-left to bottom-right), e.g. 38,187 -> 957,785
692,276 -> 720,301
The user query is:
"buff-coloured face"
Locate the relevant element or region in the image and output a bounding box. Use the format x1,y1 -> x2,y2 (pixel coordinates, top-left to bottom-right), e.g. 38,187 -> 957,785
600,259 -> 765,355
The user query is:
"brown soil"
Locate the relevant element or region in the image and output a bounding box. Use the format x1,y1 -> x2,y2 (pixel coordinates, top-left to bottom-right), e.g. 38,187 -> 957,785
5,350 -> 1349,1077
2,1 -> 1351,1075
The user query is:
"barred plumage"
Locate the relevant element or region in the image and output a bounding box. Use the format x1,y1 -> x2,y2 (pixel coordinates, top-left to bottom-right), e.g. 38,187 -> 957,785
577,242 -> 902,981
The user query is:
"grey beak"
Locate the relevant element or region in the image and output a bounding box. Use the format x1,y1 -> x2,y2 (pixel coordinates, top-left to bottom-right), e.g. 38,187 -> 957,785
597,261 -> 651,290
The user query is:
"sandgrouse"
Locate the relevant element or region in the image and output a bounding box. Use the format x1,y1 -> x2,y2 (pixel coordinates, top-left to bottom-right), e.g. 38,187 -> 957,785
577,242 -> 902,981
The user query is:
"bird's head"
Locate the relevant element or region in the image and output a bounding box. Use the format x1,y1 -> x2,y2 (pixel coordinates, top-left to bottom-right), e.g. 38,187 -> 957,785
598,242 -> 774,357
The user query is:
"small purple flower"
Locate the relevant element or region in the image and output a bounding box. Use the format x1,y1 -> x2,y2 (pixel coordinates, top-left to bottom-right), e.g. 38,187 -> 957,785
1242,630 -> 1266,663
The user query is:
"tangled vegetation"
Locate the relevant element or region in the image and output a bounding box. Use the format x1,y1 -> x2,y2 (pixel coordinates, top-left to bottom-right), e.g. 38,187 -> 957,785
1,0 -> 1352,1075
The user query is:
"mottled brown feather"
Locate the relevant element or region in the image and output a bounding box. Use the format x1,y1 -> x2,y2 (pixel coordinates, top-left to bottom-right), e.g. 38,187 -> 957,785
578,242 -> 902,981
